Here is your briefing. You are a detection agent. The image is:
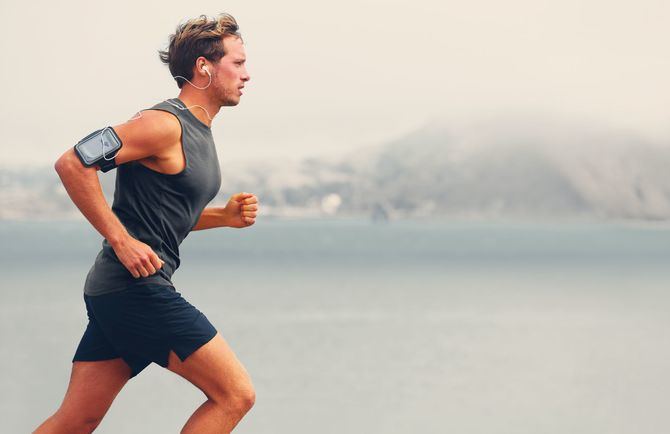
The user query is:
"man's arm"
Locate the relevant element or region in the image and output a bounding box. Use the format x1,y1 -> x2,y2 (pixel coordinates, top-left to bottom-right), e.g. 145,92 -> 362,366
55,110 -> 181,278
191,207 -> 229,231
54,149 -> 131,246
191,193 -> 258,231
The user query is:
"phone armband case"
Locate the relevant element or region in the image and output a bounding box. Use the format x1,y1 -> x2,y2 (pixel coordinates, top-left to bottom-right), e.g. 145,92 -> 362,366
73,127 -> 123,173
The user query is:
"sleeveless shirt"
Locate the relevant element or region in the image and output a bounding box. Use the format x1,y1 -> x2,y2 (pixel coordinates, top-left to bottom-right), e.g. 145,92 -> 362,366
83,98 -> 222,296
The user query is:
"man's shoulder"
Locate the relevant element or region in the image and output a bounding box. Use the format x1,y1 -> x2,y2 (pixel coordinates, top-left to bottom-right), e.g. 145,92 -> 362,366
110,107 -> 182,165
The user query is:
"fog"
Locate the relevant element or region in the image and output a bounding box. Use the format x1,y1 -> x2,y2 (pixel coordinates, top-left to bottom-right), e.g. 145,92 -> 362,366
1,0 -> 668,167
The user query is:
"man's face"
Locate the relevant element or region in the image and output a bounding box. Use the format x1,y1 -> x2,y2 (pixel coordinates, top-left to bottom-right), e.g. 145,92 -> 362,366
210,36 -> 250,106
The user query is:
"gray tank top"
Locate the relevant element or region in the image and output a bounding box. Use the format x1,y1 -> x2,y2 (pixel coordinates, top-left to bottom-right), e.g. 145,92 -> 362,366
83,98 -> 221,296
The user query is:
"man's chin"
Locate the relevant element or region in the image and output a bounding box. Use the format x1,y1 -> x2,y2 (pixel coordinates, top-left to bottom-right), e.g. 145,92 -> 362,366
221,98 -> 240,107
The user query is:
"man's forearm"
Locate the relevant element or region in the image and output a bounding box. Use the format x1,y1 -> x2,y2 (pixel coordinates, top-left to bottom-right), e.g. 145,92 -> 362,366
192,207 -> 229,231
54,149 -> 130,246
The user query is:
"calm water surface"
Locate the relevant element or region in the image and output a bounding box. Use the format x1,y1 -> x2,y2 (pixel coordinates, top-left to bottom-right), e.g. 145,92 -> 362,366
1,218 -> 669,434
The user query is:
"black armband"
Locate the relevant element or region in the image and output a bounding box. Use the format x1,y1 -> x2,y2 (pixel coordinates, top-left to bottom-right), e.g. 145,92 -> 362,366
73,127 -> 123,173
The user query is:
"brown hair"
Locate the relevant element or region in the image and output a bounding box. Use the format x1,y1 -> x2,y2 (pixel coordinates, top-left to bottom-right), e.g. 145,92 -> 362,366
158,13 -> 243,88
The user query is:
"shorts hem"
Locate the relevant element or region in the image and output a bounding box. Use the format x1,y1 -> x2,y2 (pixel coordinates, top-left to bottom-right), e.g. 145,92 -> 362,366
177,326 -> 218,363
72,355 -> 121,363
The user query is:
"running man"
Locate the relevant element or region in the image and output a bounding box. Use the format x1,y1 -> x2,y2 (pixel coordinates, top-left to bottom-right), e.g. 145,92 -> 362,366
34,13 -> 257,434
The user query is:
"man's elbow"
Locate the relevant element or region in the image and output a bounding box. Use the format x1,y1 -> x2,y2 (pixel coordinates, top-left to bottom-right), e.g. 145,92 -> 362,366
54,155 -> 66,176
54,156 -> 65,174
55,148 -> 85,175
55,157 -> 74,177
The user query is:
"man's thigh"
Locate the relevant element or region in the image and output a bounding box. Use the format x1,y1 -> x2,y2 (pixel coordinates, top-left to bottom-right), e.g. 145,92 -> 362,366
59,359 -> 131,421
166,331 -> 254,401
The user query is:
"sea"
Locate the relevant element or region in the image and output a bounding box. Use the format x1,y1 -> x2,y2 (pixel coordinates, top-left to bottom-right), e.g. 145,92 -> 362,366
1,217 -> 669,434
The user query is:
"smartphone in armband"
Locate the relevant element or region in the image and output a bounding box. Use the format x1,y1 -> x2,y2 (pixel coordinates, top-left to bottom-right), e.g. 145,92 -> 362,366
73,127 -> 123,173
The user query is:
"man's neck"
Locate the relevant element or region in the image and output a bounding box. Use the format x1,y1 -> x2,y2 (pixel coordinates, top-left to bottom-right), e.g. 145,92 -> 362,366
176,88 -> 221,127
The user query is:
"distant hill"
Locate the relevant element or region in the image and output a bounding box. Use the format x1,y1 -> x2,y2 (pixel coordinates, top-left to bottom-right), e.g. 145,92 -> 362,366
2,116 -> 670,221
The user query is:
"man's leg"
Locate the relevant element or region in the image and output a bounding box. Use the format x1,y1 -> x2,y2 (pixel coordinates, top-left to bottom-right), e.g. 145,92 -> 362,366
33,358 -> 131,434
166,332 -> 256,434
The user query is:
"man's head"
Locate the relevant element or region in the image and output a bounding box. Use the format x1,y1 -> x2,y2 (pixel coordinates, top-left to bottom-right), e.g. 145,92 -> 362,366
158,13 -> 250,106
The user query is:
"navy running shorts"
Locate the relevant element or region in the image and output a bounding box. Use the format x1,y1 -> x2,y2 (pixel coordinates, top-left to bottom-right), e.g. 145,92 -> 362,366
72,282 -> 218,378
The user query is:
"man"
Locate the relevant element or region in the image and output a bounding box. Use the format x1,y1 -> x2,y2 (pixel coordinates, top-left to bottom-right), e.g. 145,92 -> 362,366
34,13 -> 257,434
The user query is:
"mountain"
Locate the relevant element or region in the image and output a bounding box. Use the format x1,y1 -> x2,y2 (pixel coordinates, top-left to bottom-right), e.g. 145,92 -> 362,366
2,116 -> 669,221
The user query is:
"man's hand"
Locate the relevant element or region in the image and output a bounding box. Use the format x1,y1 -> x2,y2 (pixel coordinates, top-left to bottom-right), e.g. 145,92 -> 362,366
111,235 -> 165,278
223,192 -> 258,228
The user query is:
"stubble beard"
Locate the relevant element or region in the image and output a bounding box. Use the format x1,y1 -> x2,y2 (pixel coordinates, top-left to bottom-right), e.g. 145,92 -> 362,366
214,83 -> 239,107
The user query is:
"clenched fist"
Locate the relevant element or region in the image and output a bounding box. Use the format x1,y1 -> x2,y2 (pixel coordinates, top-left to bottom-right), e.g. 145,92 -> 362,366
111,235 -> 165,278
223,192 -> 259,228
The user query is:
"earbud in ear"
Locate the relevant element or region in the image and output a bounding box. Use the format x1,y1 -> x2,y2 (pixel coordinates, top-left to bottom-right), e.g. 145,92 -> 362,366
202,65 -> 209,74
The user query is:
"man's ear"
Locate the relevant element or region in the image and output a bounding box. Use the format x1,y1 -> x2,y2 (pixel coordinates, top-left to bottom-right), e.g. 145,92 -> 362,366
195,56 -> 209,75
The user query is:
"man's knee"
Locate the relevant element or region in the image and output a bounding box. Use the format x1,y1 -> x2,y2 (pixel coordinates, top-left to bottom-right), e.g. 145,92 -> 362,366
214,383 -> 255,415
235,386 -> 255,413
79,415 -> 104,433
42,410 -> 103,434
66,411 -> 105,433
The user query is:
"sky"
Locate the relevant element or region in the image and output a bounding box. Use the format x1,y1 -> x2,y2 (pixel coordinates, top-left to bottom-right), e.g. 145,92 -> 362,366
0,0 -> 668,167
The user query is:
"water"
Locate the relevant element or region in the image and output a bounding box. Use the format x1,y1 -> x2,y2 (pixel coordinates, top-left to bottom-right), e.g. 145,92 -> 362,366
1,218 -> 669,433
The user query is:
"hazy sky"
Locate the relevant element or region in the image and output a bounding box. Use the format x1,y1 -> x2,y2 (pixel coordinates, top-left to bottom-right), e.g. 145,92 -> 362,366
1,0 -> 668,167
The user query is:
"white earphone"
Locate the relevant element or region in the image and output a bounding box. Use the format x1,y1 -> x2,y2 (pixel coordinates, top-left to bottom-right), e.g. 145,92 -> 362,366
173,64 -> 211,90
